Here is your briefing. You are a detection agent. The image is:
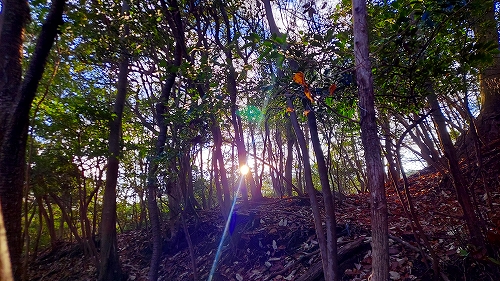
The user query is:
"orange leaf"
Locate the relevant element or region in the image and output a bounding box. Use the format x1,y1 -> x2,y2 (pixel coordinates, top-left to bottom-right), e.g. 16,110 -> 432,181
303,110 -> 310,116
304,87 -> 314,103
293,72 -> 306,86
286,107 -> 294,113
329,84 -> 337,96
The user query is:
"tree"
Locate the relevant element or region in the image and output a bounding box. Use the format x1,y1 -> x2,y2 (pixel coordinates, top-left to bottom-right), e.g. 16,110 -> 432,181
352,0 -> 389,280
98,0 -> 130,279
428,91 -> 485,247
0,0 -> 65,277
0,198 -> 13,281
145,0 -> 185,279
473,0 -> 500,142
286,97 -> 332,280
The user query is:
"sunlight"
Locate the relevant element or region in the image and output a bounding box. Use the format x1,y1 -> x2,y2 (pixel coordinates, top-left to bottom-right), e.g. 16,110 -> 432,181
239,164 -> 250,175
207,176 -> 245,281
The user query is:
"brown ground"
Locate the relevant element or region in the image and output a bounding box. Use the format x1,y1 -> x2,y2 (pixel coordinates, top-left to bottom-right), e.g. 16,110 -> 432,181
28,145 -> 500,281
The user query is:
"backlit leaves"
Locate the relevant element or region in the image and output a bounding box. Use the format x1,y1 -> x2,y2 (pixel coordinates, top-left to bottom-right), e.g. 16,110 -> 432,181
293,72 -> 314,103
293,72 -> 306,86
329,84 -> 337,96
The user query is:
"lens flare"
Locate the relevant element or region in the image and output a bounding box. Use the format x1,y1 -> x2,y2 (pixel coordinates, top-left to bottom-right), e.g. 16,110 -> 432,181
240,164 -> 250,175
207,176 -> 244,281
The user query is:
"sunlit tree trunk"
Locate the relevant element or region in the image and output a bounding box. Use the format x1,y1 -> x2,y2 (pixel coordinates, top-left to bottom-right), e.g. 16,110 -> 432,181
211,120 -> 232,217
0,198 -> 13,281
284,120 -> 294,196
352,0 -> 389,280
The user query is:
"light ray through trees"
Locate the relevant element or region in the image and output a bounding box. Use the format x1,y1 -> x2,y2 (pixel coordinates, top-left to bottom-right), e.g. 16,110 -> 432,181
207,175 -> 245,281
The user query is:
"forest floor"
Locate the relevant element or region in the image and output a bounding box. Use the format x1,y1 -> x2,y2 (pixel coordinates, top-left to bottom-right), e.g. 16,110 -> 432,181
28,146 -> 500,281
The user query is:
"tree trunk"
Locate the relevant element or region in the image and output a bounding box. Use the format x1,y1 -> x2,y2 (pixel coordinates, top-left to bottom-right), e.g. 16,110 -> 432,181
382,118 -> 401,183
146,1 -> 185,278
284,120 -> 295,196
31,202 -> 44,261
275,125 -> 285,197
304,101 -> 339,281
0,0 -> 64,278
249,125 -> 263,198
0,1 -> 30,277
428,92 -> 485,247
211,121 -> 232,217
98,1 -> 129,279
473,0 -> 500,143
49,193 -> 83,245
265,120 -> 280,193
287,97 -> 331,281
42,197 -> 58,248
352,1 -> 389,280
0,198 -> 13,281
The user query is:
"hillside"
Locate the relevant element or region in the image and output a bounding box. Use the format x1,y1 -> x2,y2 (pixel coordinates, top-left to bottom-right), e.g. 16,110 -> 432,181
27,145 -> 500,281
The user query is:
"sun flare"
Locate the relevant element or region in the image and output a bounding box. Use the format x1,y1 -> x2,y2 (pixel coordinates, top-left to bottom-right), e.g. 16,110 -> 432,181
240,164 -> 250,175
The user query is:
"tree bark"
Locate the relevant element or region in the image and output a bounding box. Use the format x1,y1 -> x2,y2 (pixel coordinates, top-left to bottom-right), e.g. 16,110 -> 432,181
222,10 -> 260,202
146,1 -> 185,279
428,92 -> 485,247
98,1 -> 129,279
0,0 -> 64,278
304,100 -> 339,281
287,97 -> 330,281
284,120 -> 295,196
211,121 -> 232,217
0,198 -> 13,281
469,0 -> 500,143
42,197 -> 58,247
352,0 -> 389,280
146,67 -> 179,281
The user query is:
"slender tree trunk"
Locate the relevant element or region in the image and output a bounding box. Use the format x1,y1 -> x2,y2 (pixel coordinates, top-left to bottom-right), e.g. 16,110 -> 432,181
43,197 -> 58,248
249,125 -> 262,197
304,101 -> 339,281
276,126 -> 285,197
428,92 -> 485,247
49,193 -> 83,245
0,0 -> 64,278
211,121 -> 232,217
31,202 -> 44,261
382,119 -> 399,183
352,1 -> 389,280
146,2 -> 184,278
284,120 -> 294,196
98,1 -> 129,279
287,97 -> 331,280
264,120 -> 279,193
393,116 -> 440,280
